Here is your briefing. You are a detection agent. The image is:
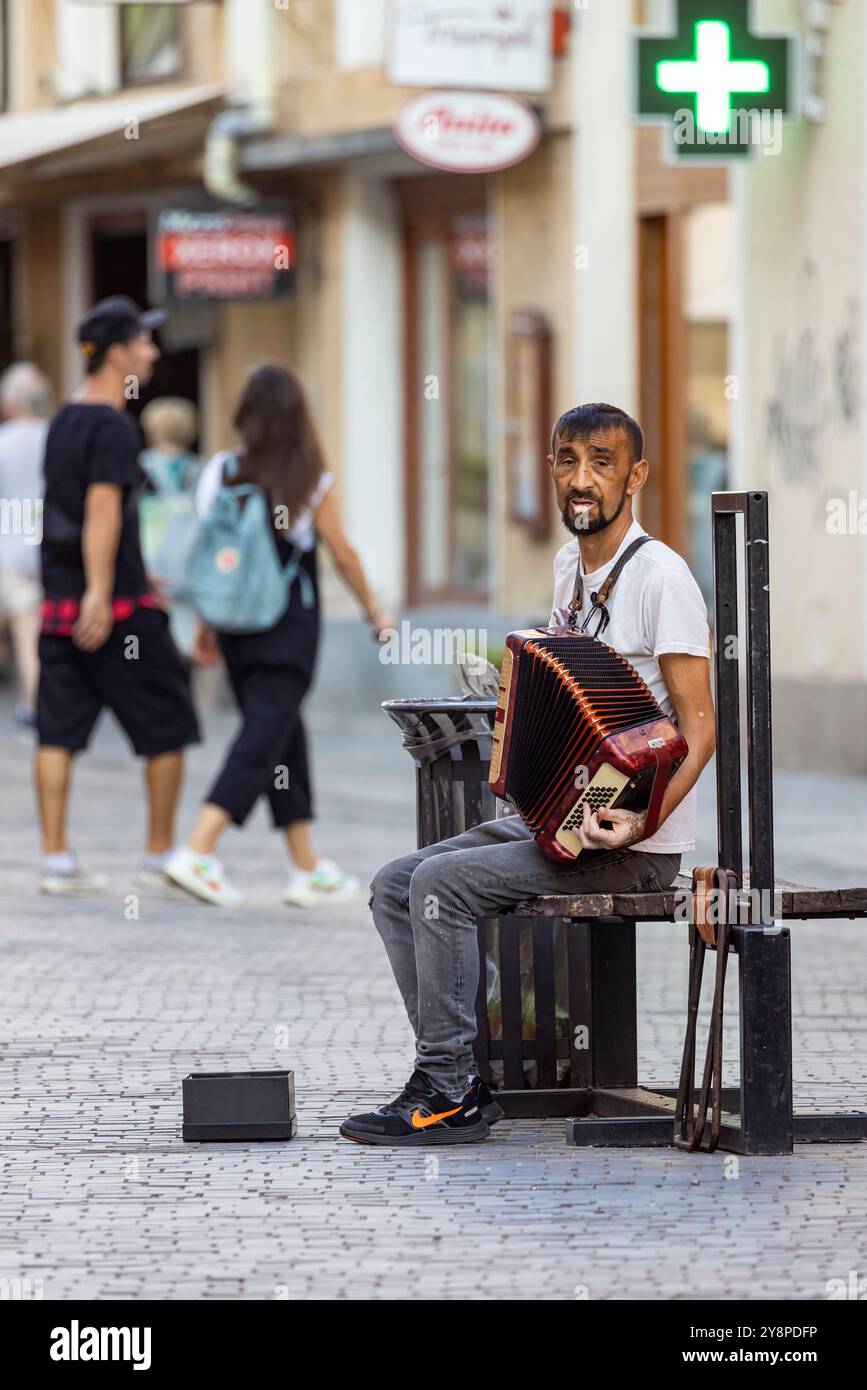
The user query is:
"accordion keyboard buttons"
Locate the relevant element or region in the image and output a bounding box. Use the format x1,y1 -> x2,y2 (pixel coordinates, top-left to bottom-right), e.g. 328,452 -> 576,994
562,786 -> 618,830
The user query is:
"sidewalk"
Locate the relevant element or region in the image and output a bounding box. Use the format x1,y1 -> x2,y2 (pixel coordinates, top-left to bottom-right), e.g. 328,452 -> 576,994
1,693 -> 865,1300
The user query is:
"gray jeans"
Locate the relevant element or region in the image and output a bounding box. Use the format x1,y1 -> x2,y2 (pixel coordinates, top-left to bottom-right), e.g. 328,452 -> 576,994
369,813 -> 681,1099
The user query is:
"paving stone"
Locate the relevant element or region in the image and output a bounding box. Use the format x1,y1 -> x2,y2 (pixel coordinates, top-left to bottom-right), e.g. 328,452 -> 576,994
0,699 -> 865,1299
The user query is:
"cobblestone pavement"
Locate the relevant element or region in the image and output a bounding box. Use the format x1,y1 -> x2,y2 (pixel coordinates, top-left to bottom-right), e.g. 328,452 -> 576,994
1,693 -> 866,1301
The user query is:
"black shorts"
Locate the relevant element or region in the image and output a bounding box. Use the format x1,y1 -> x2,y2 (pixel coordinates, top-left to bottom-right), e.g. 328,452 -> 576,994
37,606 -> 201,757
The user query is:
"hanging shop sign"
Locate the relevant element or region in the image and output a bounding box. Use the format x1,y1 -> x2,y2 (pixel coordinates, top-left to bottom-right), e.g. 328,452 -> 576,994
394,91 -> 540,174
450,222 -> 492,295
635,0 -> 796,163
506,310 -> 553,543
152,206 -> 295,302
388,0 -> 552,93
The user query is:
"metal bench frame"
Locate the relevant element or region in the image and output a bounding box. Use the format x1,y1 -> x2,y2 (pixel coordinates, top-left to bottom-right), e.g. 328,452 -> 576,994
492,491 -> 867,1155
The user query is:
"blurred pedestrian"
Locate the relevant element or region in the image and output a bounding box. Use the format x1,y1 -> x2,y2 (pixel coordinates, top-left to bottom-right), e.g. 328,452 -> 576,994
139,396 -> 201,656
139,396 -> 200,496
0,362 -> 52,724
35,297 -> 200,894
165,363 -> 394,908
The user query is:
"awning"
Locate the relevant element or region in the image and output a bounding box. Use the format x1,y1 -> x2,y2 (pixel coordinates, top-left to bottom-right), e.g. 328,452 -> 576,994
241,126 -> 402,173
0,84 -> 225,183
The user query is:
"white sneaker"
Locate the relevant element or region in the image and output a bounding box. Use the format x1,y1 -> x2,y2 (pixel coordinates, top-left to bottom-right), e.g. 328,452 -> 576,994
163,847 -> 243,907
40,855 -> 108,896
283,857 -> 360,908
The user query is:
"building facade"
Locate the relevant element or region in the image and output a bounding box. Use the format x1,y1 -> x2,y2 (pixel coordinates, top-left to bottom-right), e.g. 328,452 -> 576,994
1,0 -> 864,767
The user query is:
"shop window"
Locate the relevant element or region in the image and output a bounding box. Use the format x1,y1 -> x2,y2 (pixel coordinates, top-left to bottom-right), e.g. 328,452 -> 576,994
403,188 -> 492,603
686,322 -> 729,606
120,2 -> 185,87
684,203 -> 733,608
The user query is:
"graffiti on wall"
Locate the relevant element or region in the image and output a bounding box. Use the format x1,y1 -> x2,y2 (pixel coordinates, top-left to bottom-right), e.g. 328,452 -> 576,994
765,261 -> 861,482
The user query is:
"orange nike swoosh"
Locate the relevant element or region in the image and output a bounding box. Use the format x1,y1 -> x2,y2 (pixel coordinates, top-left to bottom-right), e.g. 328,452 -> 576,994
410,1105 -> 462,1129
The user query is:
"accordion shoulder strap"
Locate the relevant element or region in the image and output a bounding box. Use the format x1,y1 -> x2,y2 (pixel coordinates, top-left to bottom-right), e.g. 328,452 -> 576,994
569,533 -> 653,633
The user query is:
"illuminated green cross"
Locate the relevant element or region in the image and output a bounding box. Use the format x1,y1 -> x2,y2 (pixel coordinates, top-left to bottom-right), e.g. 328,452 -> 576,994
656,19 -> 770,135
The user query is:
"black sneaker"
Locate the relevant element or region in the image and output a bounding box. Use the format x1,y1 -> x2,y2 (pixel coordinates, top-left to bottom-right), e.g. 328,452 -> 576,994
339,1070 -> 491,1146
467,1074 -> 505,1125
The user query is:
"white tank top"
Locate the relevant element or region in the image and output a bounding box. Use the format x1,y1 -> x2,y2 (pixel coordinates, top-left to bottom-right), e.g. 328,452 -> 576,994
196,451 -> 334,553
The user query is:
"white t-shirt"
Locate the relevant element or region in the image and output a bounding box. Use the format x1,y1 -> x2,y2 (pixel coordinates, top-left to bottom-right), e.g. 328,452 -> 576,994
195,451 -> 334,552
548,518 -> 711,853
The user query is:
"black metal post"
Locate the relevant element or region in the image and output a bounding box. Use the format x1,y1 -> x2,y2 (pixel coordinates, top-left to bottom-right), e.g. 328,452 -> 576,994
736,925 -> 794,1154
712,491 -> 791,1154
566,921 -> 593,1090
590,919 -> 638,1088
744,491 -> 775,907
712,493 -> 744,885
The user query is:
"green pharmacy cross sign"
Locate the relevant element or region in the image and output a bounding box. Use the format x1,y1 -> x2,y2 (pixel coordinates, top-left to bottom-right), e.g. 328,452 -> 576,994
636,0 -> 795,161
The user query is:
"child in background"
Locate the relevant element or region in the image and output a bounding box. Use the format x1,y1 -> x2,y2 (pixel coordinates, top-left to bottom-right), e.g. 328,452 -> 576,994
138,397 -> 201,657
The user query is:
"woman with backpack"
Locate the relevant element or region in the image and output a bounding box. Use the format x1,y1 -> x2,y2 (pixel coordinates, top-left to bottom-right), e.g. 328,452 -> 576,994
164,364 -> 393,908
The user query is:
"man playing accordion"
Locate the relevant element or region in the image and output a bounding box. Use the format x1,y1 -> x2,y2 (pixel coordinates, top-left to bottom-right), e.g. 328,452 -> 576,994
340,403 -> 715,1146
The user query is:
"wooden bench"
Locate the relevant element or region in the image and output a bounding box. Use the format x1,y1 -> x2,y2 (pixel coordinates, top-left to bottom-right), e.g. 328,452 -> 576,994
472,874 -> 867,1154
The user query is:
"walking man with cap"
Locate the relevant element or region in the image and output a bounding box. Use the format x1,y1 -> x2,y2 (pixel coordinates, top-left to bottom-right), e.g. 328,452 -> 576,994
35,297 -> 200,893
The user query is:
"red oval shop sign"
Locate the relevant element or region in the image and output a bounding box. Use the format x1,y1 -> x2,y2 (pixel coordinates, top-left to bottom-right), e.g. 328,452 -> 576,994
394,91 -> 540,174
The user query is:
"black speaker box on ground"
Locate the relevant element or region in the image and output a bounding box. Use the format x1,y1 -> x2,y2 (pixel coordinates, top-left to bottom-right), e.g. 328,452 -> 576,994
182,1070 -> 297,1141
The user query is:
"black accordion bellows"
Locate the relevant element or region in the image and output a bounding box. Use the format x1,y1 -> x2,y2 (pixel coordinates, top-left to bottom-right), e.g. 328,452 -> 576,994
504,634 -> 661,827
490,628 -> 688,863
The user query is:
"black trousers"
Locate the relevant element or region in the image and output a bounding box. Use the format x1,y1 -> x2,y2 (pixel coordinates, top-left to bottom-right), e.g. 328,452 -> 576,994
206,559 -> 320,829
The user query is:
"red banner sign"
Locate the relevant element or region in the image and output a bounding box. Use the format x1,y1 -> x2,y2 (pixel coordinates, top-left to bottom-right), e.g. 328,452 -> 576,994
153,208 -> 295,302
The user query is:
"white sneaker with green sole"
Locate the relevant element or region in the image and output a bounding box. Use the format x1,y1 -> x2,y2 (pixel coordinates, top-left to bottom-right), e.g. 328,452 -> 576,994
284,858 -> 360,908
163,848 -> 243,907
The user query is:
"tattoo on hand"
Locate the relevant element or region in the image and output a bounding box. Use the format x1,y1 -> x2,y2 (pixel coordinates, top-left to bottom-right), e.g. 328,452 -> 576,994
624,812 -> 646,843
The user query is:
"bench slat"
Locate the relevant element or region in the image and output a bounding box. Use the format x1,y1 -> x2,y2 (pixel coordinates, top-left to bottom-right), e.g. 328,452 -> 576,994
514,874 -> 867,920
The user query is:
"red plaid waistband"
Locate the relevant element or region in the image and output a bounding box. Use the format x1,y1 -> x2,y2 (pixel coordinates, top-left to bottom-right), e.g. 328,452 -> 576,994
41,593 -> 160,637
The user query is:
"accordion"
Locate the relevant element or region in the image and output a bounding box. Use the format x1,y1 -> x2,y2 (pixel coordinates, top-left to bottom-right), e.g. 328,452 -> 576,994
489,628 -> 688,864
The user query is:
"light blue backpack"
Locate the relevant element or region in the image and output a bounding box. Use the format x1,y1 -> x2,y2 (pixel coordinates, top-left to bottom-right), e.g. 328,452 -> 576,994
185,455 -> 315,634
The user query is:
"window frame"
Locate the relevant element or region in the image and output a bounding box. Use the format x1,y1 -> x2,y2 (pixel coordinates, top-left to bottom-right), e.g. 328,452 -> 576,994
117,1 -> 189,90
399,176 -> 494,605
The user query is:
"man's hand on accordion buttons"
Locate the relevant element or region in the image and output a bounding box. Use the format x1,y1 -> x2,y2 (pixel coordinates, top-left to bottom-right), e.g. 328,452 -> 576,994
576,802 -> 646,850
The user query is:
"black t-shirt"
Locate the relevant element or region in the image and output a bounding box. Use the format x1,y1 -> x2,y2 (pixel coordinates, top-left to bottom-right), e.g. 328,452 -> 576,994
41,402 -> 149,600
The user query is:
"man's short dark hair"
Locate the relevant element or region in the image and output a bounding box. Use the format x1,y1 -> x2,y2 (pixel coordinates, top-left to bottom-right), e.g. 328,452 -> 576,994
551,403 -> 645,464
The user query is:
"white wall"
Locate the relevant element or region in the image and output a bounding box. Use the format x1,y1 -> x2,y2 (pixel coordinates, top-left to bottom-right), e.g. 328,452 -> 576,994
737,0 -> 866,685
570,0 -> 636,414
339,171 -> 404,611
55,0 -> 118,100
224,0 -> 277,116
335,0 -> 386,71
862,0 -> 867,690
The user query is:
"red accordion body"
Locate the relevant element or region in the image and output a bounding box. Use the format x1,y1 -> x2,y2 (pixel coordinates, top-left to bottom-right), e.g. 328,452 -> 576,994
489,628 -> 688,864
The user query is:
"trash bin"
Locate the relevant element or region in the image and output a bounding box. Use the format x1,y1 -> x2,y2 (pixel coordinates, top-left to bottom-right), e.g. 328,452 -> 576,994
380,697 -> 499,848
382,697 -> 579,1108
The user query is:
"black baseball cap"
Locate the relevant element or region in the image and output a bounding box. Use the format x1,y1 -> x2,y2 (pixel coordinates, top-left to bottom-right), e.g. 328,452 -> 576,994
77,296 -> 166,360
